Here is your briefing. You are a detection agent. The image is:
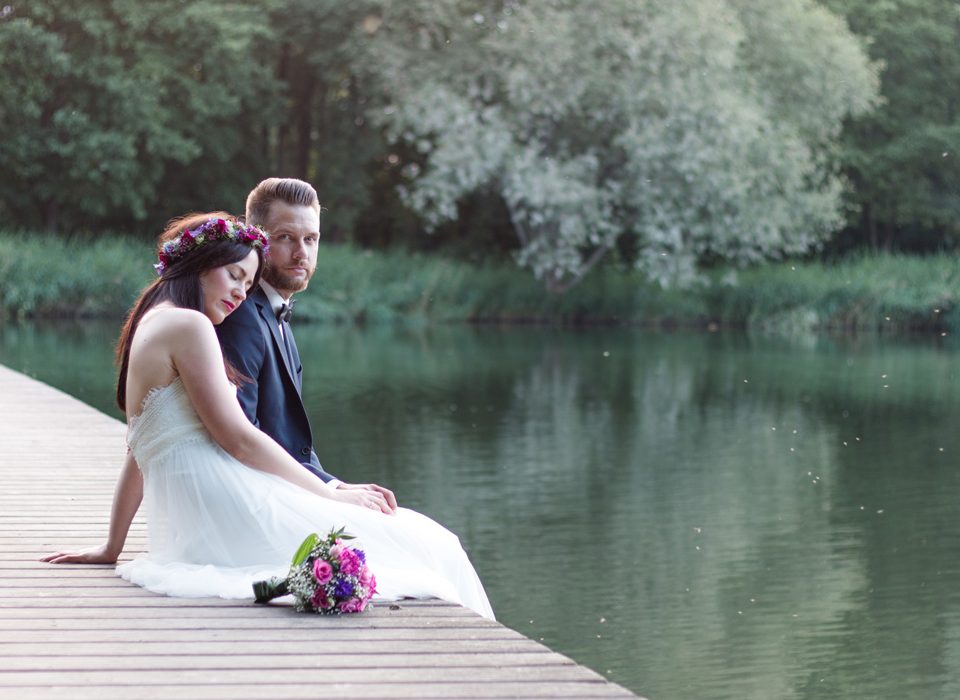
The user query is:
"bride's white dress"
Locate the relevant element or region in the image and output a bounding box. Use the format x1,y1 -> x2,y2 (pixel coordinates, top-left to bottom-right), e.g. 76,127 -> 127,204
116,378 -> 494,619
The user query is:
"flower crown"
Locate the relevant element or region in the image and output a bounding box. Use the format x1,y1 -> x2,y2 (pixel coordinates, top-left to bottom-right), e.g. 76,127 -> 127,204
154,218 -> 270,276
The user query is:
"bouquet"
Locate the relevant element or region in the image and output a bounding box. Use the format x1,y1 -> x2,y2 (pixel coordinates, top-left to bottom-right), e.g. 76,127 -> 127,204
253,527 -> 376,613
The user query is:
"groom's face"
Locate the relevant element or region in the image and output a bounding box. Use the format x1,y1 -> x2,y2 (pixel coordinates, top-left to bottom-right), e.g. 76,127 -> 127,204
260,201 -> 320,296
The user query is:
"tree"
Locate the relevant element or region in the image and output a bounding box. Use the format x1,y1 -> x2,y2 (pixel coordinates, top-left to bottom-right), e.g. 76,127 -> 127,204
365,0 -> 879,289
821,0 -> 960,251
260,0 -> 388,239
0,1 -> 277,232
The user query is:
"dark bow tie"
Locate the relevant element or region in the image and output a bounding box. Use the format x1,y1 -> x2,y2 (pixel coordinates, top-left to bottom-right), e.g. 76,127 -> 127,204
277,300 -> 295,323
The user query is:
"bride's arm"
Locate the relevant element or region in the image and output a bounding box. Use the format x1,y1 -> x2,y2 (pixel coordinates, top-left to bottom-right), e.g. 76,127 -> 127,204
42,452 -> 143,564
172,312 -> 390,512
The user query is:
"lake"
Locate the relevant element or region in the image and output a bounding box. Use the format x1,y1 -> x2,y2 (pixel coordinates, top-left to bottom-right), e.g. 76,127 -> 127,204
3,319 -> 960,699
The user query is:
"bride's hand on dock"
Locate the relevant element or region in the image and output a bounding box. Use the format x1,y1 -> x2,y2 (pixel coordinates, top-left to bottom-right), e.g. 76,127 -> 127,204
40,542 -> 118,565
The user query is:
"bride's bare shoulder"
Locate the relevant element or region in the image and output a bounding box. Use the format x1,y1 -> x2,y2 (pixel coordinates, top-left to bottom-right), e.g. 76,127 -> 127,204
142,305 -> 210,328
137,306 -> 215,343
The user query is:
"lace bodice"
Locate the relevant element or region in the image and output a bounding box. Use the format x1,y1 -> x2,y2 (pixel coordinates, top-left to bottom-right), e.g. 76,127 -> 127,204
127,378 -> 208,467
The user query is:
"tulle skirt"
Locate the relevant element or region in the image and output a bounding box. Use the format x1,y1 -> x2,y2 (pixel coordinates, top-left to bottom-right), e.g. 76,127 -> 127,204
117,436 -> 493,619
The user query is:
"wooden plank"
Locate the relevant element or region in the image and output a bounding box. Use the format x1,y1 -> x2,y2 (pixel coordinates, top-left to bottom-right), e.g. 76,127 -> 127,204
0,627 -> 520,643
0,605 -> 478,620
0,683 -> 633,699
0,667 -> 606,685
0,652 -> 569,671
0,616 -> 495,631
1,639 -> 547,656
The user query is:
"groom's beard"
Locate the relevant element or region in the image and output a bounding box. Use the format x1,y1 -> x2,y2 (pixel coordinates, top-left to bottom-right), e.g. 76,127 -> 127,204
262,264 -> 314,295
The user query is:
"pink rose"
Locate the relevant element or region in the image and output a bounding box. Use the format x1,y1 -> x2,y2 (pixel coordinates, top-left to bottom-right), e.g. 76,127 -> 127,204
329,544 -> 343,559
339,598 -> 363,613
338,548 -> 361,576
311,588 -> 332,610
365,574 -> 377,598
359,565 -> 373,586
312,559 -> 333,584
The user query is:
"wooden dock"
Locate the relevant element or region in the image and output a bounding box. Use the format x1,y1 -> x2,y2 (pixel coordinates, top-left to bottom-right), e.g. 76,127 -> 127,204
0,364 -> 640,699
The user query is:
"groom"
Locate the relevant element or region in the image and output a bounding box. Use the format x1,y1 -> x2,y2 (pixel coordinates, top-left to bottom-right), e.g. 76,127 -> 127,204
217,177 -> 396,514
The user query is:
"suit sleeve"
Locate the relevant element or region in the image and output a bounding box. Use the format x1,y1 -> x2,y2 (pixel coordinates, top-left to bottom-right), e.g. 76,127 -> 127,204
215,307 -> 266,428
217,305 -> 341,484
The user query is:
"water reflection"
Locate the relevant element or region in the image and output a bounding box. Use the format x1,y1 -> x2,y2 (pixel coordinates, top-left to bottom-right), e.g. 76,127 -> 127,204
3,320 -> 960,699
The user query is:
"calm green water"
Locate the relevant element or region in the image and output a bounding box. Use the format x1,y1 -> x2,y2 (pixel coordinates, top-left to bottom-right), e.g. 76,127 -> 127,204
4,319 -> 960,699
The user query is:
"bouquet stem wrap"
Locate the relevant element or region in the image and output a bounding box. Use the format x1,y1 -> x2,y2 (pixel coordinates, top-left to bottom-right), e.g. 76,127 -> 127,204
253,577 -> 289,604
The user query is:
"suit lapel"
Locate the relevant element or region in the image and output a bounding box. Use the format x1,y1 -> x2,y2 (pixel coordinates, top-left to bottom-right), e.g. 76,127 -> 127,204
253,292 -> 298,386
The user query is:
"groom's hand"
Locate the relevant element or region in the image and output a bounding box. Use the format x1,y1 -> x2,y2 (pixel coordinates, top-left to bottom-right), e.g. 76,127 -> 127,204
336,482 -> 398,514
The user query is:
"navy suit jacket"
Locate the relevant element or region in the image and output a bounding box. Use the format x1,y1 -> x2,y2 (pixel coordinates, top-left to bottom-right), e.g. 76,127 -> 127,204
216,286 -> 337,482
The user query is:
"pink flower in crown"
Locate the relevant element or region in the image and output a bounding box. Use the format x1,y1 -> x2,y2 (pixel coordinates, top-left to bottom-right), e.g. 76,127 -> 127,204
338,548 -> 361,576
311,587 -> 332,611
312,558 -> 333,585
339,598 -> 363,613
217,218 -> 228,233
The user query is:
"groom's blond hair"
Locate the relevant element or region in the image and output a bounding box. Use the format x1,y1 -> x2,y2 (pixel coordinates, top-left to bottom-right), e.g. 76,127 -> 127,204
245,178 -> 320,226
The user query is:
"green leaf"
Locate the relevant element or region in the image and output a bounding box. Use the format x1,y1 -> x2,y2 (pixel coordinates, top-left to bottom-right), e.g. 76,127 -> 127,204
291,532 -> 320,567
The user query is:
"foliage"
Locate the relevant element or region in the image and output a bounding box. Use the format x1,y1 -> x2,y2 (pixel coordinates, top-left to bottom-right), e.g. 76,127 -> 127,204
368,0 -> 879,289
0,1 -> 278,232
6,229 -> 959,336
257,0 -> 387,237
821,0 -> 960,251
9,0 -> 940,293
0,232 -> 151,317
708,253 -> 960,331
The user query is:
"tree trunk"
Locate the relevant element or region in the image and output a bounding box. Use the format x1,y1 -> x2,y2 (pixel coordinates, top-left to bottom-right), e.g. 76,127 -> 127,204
865,201 -> 877,250
545,243 -> 613,295
293,70 -> 315,180
42,199 -> 60,233
274,45 -> 291,174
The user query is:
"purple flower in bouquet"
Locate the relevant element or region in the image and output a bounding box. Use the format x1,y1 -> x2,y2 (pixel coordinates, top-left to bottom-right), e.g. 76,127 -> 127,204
334,579 -> 355,598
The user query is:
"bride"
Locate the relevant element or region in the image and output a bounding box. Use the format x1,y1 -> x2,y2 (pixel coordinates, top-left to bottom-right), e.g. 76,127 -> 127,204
42,212 -> 494,620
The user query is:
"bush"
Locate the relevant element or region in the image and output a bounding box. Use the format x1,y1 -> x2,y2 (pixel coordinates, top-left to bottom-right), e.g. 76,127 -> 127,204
2,230 -> 957,335
0,232 -> 151,318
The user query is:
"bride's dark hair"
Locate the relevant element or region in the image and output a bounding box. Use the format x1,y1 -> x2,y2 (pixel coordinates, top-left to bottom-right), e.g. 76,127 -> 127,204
115,211 -> 266,412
